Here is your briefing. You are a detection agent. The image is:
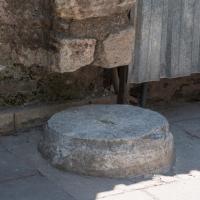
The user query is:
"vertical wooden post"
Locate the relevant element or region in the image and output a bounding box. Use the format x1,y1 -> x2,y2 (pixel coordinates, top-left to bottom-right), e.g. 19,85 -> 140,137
139,82 -> 148,107
112,68 -> 119,95
117,66 -> 128,104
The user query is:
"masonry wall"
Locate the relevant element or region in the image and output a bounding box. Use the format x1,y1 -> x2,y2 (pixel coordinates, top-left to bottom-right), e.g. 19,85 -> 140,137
0,0 -> 200,106
0,0 -> 135,106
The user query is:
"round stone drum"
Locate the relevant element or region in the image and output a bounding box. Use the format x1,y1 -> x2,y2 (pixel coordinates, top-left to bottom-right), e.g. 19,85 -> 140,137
39,105 -> 174,178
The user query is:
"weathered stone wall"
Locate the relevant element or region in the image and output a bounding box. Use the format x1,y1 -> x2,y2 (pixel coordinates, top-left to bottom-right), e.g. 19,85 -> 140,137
0,0 -> 135,106
0,0 -> 200,106
50,0 -> 136,72
130,74 -> 200,106
0,0 -> 51,68
0,64 -> 106,106
0,0 -> 135,71
147,74 -> 200,105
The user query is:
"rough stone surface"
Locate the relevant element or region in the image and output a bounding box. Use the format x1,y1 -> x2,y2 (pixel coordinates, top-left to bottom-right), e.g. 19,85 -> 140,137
0,0 -> 135,73
0,0 -> 51,67
54,0 -> 136,20
11,47 -> 51,68
52,38 -> 96,73
94,27 -> 135,68
0,0 -> 136,106
0,111 -> 14,135
70,14 -> 130,41
39,105 -> 174,178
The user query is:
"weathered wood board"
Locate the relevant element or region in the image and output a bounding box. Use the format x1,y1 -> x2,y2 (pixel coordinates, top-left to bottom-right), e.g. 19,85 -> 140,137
129,0 -> 200,83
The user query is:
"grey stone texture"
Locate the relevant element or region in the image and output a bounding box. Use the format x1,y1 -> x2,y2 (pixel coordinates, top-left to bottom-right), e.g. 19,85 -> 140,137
39,105 -> 174,178
0,150 -> 37,182
0,175 -> 75,200
0,0 -> 51,68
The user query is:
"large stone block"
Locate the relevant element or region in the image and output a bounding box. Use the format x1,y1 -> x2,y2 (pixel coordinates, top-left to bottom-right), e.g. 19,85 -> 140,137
95,27 -> 135,68
70,14 -> 130,41
54,0 -> 136,20
11,47 -> 50,67
39,105 -> 175,178
51,38 -> 96,72
0,0 -> 51,68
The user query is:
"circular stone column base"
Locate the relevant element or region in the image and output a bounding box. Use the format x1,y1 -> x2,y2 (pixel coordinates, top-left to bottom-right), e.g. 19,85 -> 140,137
39,105 -> 175,178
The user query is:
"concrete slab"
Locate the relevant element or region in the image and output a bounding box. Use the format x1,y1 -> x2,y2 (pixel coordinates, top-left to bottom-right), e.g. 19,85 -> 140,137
0,129 -> 133,200
41,171 -> 133,200
0,175 -> 75,200
144,179 -> 200,200
0,150 -> 37,183
0,143 -> 6,152
96,190 -> 153,200
175,118 -> 200,138
170,125 -> 200,175
154,102 -> 200,123
44,124 -> 199,200
0,128 -> 41,154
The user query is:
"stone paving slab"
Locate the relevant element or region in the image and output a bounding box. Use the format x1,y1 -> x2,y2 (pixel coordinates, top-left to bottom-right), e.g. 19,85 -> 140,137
0,128 -> 41,156
41,171 -> 133,200
0,150 -> 37,183
175,118 -> 200,138
96,190 -> 153,200
153,102 -> 200,123
170,125 -> 200,175
0,175 -> 75,200
144,179 -> 200,200
1,124 -> 197,200
0,130 -> 133,200
0,144 -> 6,152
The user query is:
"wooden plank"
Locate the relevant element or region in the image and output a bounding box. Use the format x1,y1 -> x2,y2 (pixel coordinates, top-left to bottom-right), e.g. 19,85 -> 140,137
178,0 -> 194,76
192,0 -> 200,73
129,0 -> 200,83
147,0 -> 164,81
130,0 -> 153,83
170,0 -> 182,77
160,0 -> 170,78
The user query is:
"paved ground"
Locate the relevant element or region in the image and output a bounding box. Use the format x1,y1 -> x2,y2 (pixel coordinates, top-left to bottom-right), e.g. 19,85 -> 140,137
1,102 -> 200,200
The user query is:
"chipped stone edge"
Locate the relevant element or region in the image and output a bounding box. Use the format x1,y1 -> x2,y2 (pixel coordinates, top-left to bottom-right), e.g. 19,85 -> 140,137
0,95 -> 117,136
